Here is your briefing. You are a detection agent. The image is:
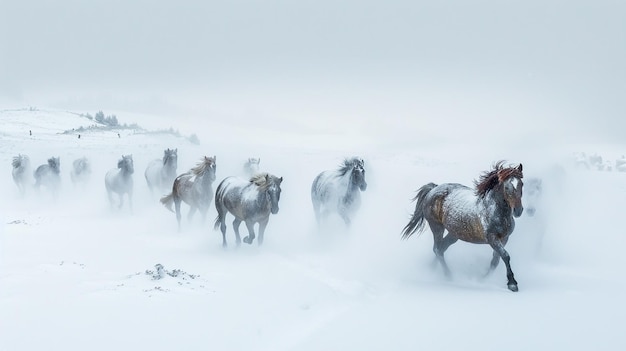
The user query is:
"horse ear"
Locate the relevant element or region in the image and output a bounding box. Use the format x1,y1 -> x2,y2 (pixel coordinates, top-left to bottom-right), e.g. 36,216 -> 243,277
517,163 -> 523,172
279,176 -> 283,184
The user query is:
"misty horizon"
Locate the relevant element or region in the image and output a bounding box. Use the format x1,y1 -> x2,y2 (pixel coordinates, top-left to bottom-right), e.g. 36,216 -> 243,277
2,1 -> 625,143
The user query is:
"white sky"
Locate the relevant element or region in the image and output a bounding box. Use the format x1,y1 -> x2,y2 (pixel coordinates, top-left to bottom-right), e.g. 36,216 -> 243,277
1,0 -> 625,144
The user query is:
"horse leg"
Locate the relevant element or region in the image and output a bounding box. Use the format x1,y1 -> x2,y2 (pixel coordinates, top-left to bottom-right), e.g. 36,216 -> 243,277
174,198 -> 182,232
128,191 -> 133,214
312,198 -> 322,225
200,205 -> 208,225
242,221 -> 256,245
118,193 -> 124,209
487,235 -> 518,292
339,210 -> 352,228
188,207 -> 197,223
106,190 -> 114,209
232,218 -> 242,246
429,222 -> 454,277
257,218 -> 269,246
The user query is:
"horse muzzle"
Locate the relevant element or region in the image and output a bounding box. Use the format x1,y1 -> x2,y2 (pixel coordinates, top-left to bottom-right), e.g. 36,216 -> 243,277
513,206 -> 524,218
360,182 -> 368,191
271,206 -> 279,215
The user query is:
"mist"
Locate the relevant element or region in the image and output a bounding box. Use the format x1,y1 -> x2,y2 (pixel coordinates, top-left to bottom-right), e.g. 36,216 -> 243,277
2,1 -> 625,145
2,3 -> 626,348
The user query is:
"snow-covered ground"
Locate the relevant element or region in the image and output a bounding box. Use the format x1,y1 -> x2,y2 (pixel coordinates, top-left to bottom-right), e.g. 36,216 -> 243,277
1,108 -> 625,350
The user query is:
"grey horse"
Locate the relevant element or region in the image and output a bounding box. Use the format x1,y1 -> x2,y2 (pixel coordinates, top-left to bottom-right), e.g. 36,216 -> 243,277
145,148 -> 178,195
70,157 -> 91,185
311,157 -> 367,227
214,173 -> 283,247
12,154 -> 32,196
34,156 -> 61,198
105,155 -> 134,212
160,156 -> 217,231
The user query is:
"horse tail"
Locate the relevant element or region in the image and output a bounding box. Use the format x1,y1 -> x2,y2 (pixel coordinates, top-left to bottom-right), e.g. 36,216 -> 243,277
213,215 -> 222,231
213,177 -> 231,230
401,182 -> 437,240
160,193 -> 175,212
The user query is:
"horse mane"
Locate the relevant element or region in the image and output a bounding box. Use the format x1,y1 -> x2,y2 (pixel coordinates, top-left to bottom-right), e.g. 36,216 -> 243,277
191,156 -> 215,176
475,160 -> 523,198
47,157 -> 59,168
337,157 -> 363,176
249,172 -> 280,190
12,155 -> 28,168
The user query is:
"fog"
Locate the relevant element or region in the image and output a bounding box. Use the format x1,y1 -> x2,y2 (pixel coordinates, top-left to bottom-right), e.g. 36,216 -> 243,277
2,3 -> 626,347
2,103 -> 626,349
2,1 -> 625,145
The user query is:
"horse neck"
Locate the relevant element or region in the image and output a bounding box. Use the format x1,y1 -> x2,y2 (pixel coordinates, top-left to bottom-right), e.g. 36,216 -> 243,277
253,187 -> 271,209
162,161 -> 176,177
196,171 -> 214,191
120,166 -> 132,177
481,184 -> 512,217
343,171 -> 360,197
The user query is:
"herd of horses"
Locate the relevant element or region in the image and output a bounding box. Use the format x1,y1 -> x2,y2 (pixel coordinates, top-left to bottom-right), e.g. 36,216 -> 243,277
11,150 -> 529,292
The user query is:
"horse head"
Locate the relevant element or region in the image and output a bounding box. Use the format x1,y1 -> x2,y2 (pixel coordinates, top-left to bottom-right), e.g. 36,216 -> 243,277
48,157 -> 61,173
266,174 -> 283,215
118,155 -> 134,174
205,155 -> 217,182
244,158 -> 260,175
352,158 -> 367,191
164,148 -> 178,169
523,177 -> 542,217
500,164 -> 524,218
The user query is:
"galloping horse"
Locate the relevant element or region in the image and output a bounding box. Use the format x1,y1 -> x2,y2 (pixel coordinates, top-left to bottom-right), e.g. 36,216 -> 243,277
145,148 -> 178,195
243,158 -> 260,177
311,157 -> 367,227
160,156 -> 216,231
401,161 -> 524,292
70,157 -> 91,185
105,155 -> 134,212
34,157 -> 61,198
12,154 -> 32,196
214,173 -> 283,247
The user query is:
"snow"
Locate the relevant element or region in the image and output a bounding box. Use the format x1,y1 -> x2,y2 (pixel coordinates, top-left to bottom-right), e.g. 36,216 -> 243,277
1,108 -> 626,351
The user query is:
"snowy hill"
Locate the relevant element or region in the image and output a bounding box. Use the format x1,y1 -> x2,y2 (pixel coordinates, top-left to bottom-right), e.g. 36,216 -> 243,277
1,108 -> 626,351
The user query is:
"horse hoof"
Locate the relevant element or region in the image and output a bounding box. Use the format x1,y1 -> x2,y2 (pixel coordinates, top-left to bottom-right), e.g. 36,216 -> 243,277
508,284 -> 519,292
243,237 -> 250,244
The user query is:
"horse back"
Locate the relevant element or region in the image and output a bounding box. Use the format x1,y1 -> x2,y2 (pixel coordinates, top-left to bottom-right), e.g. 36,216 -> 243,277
429,184 -> 489,244
311,171 -> 336,199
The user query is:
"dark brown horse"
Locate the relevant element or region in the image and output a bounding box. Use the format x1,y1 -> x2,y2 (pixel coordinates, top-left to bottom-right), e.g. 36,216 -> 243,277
401,161 -> 524,292
160,156 -> 216,231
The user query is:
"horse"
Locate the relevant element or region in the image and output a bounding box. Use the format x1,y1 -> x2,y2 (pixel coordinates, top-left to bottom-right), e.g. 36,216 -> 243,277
401,161 -> 524,292
243,158 -> 260,177
616,156 -> 626,172
70,157 -> 91,185
214,173 -> 283,247
311,157 -> 367,227
34,157 -> 61,198
523,177 -> 542,217
12,154 -> 32,196
145,148 -> 178,195
104,155 -> 134,212
160,156 -> 217,231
